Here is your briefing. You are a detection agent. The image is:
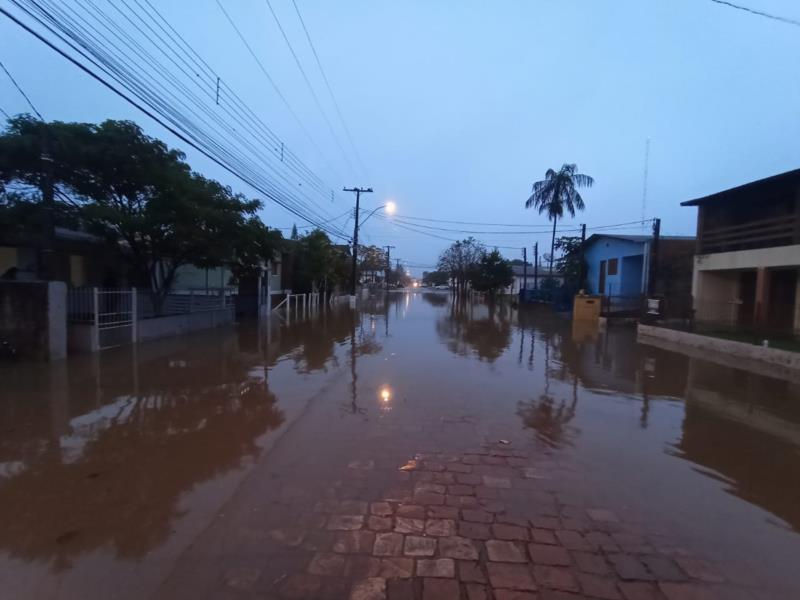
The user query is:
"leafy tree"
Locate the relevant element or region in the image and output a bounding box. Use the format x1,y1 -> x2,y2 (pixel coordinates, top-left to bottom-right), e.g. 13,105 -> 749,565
471,249 -> 514,294
291,229 -> 347,293
525,163 -> 593,280
437,237 -> 484,295
0,116 -> 280,311
422,270 -> 449,286
553,235 -> 584,288
358,244 -> 386,282
290,223 -> 299,240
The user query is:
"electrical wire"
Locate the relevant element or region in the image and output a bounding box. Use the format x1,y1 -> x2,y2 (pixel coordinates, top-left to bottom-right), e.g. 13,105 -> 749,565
290,0 -> 368,179
2,1 -> 350,240
0,57 -> 43,119
262,0 -> 359,178
708,0 -> 800,27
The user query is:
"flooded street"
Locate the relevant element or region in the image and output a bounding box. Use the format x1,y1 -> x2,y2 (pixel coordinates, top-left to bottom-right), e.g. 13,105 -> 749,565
2,291 -> 800,599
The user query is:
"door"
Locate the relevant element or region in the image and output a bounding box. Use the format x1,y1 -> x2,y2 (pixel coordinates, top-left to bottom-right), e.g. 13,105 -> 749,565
598,260 -> 607,295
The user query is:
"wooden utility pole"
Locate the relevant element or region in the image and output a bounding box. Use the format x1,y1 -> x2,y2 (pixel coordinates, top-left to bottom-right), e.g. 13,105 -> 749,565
579,223 -> 586,290
522,247 -> 528,298
384,245 -> 395,290
533,242 -> 539,291
648,218 -> 661,295
343,187 -> 373,296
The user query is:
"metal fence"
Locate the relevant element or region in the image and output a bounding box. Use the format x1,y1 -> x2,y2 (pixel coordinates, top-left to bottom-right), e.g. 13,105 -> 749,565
67,286 -> 235,350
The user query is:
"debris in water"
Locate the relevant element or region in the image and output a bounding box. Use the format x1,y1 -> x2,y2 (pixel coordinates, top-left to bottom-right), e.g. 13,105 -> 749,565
499,439 -> 510,445
399,459 -> 418,471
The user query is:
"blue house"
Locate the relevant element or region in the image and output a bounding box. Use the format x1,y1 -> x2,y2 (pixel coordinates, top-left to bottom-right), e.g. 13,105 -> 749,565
583,234 -> 695,304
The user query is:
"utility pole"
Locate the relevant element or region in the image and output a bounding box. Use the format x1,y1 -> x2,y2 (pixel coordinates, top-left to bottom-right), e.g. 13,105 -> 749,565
522,247 -> 528,298
39,126 -> 55,280
384,245 -> 395,290
533,242 -> 539,291
579,223 -> 586,290
648,218 -> 661,296
343,187 -> 373,296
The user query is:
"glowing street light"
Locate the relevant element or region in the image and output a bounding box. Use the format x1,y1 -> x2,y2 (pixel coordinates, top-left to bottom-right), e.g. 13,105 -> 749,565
385,200 -> 396,215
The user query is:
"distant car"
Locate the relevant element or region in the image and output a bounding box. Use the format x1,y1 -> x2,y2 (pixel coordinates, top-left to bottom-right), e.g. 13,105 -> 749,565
435,285 -> 449,290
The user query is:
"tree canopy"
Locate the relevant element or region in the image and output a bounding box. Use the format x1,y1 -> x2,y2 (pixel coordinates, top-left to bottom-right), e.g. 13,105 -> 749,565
0,115 -> 281,310
471,249 -> 514,294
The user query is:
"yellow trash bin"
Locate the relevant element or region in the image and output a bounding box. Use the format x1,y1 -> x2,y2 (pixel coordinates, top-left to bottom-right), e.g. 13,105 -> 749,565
573,294 -> 602,321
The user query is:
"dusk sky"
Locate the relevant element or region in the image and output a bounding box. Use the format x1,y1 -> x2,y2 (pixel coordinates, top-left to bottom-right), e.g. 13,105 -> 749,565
2,0 -> 799,274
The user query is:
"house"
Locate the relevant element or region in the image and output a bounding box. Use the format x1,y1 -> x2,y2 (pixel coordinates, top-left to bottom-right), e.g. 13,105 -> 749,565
681,169 -> 800,334
583,233 -> 695,313
508,264 -> 563,294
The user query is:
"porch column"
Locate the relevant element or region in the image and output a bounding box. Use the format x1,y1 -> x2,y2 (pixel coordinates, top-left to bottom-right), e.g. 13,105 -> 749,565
754,267 -> 770,326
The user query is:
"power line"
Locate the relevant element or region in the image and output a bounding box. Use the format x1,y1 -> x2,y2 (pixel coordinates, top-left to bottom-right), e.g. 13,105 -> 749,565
262,0 -> 358,178
708,0 -> 800,27
0,57 -> 43,119
3,1 -> 350,240
290,0 -> 368,179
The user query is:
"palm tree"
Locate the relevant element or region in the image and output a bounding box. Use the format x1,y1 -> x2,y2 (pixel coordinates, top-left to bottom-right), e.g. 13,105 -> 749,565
525,163 -> 594,280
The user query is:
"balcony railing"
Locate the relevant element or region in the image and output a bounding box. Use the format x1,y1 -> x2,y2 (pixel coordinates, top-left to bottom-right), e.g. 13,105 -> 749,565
699,214 -> 798,254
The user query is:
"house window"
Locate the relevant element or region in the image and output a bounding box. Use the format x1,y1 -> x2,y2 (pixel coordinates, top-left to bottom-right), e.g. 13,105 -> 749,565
607,258 -> 619,276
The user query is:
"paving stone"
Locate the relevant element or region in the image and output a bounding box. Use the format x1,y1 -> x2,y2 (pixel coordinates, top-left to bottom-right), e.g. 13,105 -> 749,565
404,535 -> 437,556
350,577 -> 386,600
465,583 -> 490,600
281,573 -> 322,598
448,484 -> 475,496
422,461 -> 446,472
528,543 -> 571,566
302,529 -> 335,552
480,500 -> 507,514
673,558 -> 725,583
420,471 -> 456,485
416,481 -> 447,494
522,467 -> 552,480
425,518 -> 457,537
368,516 -> 394,532
223,567 -> 261,591
586,531 -> 621,553
423,578 -> 461,600
429,505 -> 460,519
460,521 -> 492,540
345,556 -> 383,578
658,582 -> 716,600
476,486 -> 500,499
457,473 -> 483,485
555,530 -> 593,551
396,504 -> 426,519
348,460 -> 375,470
577,573 -> 622,599
497,515 -> 530,527
487,562 -> 538,591
328,515 -> 365,531
609,554 -> 653,581
334,530 -> 376,554
483,475 -> 512,488
268,528 -> 306,547
587,508 -> 620,523
395,517 -> 425,534
447,462 -> 473,474
533,565 -> 580,592
439,536 -> 480,560
339,500 -> 369,515
414,491 -> 446,505
483,456 -> 507,466
459,560 -> 487,583
384,488 -> 414,503
487,540 -> 527,563
572,551 -> 610,575
531,528 -> 558,545
387,579 -> 415,600
641,556 -> 687,582
531,516 -> 561,530
494,591 -> 539,600
447,495 -> 481,508
371,502 -> 394,517
374,532 -> 404,556
463,509 -> 494,524
417,558 -> 456,578
619,582 -> 663,600
379,557 -> 414,578
493,524 -> 530,541
308,552 -> 347,576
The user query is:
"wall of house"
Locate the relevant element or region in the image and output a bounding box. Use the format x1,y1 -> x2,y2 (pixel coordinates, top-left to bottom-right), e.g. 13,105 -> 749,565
620,255 -> 644,295
693,270 -> 740,323
172,265 -> 231,290
0,281 -> 66,360
694,244 -> 800,272
585,238 -> 647,296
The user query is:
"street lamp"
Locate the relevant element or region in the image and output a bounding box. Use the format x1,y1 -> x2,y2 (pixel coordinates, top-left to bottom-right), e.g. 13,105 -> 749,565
343,187 -> 397,296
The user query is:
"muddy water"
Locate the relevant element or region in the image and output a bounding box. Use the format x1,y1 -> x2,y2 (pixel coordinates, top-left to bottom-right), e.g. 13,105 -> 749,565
1,291 -> 799,598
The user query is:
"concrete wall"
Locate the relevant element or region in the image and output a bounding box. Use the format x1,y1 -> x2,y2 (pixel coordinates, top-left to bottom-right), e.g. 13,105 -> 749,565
638,323 -> 800,372
693,270 -> 740,322
694,243 -> 800,272
0,281 -> 66,361
136,307 -> 234,343
585,238 -> 648,295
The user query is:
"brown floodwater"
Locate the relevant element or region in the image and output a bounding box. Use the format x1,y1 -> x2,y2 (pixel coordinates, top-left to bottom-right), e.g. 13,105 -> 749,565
1,291 -> 799,598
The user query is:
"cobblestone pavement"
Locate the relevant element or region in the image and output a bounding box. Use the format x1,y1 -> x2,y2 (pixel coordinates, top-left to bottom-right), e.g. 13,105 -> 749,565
204,442 -> 760,600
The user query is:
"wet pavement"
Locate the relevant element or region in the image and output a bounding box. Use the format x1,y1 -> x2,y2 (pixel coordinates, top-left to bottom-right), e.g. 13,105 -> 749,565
1,291 -> 800,599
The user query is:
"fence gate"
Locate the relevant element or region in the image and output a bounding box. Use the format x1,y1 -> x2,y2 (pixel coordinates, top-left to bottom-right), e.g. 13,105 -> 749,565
95,289 -> 136,349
